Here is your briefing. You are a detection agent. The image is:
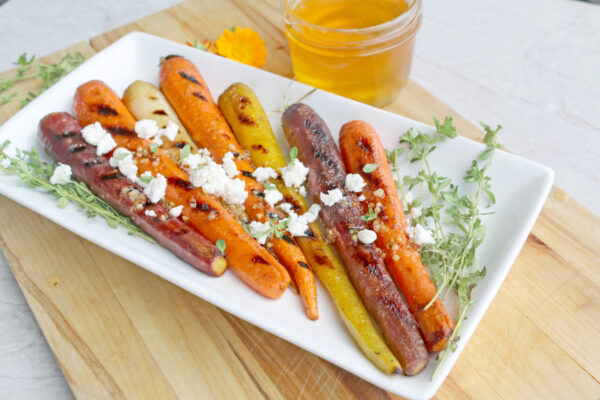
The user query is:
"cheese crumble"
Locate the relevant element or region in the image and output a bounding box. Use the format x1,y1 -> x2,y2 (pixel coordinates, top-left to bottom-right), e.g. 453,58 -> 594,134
248,221 -> 271,245
109,148 -> 138,181
264,188 -> 283,206
253,167 -> 278,182
357,229 -> 377,245
281,159 -> 309,188
406,224 -> 435,246
143,173 -> 167,203
134,119 -> 160,139
222,152 -> 239,178
50,163 -> 72,185
320,188 -> 344,207
345,173 -> 366,192
169,205 -> 183,218
81,122 -> 106,145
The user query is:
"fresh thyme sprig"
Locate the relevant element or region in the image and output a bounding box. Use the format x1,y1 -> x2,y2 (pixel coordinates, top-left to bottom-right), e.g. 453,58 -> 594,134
0,52 -> 85,107
387,117 -> 502,380
250,217 -> 290,241
361,207 -> 377,222
0,140 -> 154,242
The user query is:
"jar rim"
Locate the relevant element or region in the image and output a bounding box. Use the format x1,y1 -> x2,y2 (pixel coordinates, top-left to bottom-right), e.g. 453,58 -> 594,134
282,0 -> 422,36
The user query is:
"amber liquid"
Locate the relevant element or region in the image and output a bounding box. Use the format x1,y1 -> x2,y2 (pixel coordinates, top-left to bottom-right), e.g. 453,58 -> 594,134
285,0 -> 418,106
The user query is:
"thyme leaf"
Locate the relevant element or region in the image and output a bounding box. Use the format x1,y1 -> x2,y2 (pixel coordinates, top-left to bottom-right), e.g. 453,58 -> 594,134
0,52 -> 85,107
389,117 -> 501,380
0,141 -> 154,242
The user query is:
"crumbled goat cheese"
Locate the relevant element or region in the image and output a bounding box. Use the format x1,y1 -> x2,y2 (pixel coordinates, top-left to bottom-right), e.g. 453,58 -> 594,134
143,173 -> 167,203
109,148 -> 138,181
81,122 -> 106,146
169,205 -> 183,218
108,148 -> 130,167
357,229 -> 377,245
159,121 -> 179,141
135,118 -> 180,145
134,119 -> 160,139
279,202 -> 294,215
305,204 -> 321,222
138,171 -> 153,187
50,163 -> 72,185
183,149 -> 247,205
248,221 -> 271,245
253,167 -> 278,182
281,203 -> 321,237
118,159 -> 138,181
320,188 -> 344,207
299,186 -> 307,196
358,194 -> 366,201
181,153 -> 204,170
222,152 -> 239,178
180,148 -> 211,170
95,134 -> 117,156
288,216 -> 309,237
281,159 -> 309,188
345,173 -> 366,192
188,162 -> 247,205
406,224 -> 435,246
81,122 -> 116,155
410,206 -> 422,218
264,188 -> 283,206
145,209 -> 157,218
221,178 -> 247,205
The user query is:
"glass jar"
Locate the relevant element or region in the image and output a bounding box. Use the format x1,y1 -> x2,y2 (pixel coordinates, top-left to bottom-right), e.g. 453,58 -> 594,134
282,0 -> 422,107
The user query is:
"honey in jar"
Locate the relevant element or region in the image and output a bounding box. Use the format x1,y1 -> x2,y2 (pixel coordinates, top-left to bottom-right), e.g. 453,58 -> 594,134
283,0 -> 422,106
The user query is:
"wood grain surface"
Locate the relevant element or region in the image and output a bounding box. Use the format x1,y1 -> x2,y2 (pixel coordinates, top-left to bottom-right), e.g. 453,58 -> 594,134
1,0 -> 599,398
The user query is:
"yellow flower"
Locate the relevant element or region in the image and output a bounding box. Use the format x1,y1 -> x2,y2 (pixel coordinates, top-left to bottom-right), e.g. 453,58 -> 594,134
215,26 -> 267,68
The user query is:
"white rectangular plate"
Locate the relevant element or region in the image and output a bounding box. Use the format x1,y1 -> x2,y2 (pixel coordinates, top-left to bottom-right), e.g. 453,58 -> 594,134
0,32 -> 554,400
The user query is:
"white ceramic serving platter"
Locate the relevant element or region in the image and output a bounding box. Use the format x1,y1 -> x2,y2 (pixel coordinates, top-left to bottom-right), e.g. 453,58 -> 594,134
0,32 -> 554,400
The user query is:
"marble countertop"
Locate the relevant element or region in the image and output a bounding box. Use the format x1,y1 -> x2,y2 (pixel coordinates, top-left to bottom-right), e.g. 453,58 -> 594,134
1,0 -> 598,398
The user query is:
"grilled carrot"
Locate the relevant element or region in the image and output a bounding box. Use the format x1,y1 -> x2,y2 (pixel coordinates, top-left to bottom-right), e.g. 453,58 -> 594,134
339,120 -> 454,352
283,103 -> 429,375
39,112 -> 226,277
160,57 -> 319,320
218,83 -> 287,170
219,82 -> 401,373
73,80 -> 290,299
122,80 -> 198,161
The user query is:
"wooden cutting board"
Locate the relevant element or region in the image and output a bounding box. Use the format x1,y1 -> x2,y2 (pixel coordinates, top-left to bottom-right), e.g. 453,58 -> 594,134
1,1 -> 599,398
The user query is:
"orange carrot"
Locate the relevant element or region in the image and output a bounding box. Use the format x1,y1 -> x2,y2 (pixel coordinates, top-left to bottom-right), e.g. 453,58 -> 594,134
339,120 -> 454,352
159,57 -> 318,320
73,80 -> 290,299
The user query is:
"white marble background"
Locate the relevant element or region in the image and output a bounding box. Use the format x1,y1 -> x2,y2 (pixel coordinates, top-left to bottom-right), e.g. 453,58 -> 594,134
0,0 -> 598,398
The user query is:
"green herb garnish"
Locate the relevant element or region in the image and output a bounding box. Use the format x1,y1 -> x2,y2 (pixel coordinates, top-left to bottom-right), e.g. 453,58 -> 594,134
115,150 -> 131,160
140,174 -> 153,184
216,238 -> 226,255
0,141 -> 153,242
251,217 -> 290,241
362,163 -> 378,173
289,146 -> 298,162
388,117 -> 501,380
181,144 -> 191,159
149,143 -> 158,153
263,182 -> 276,190
361,207 -> 377,222
0,52 -> 85,107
